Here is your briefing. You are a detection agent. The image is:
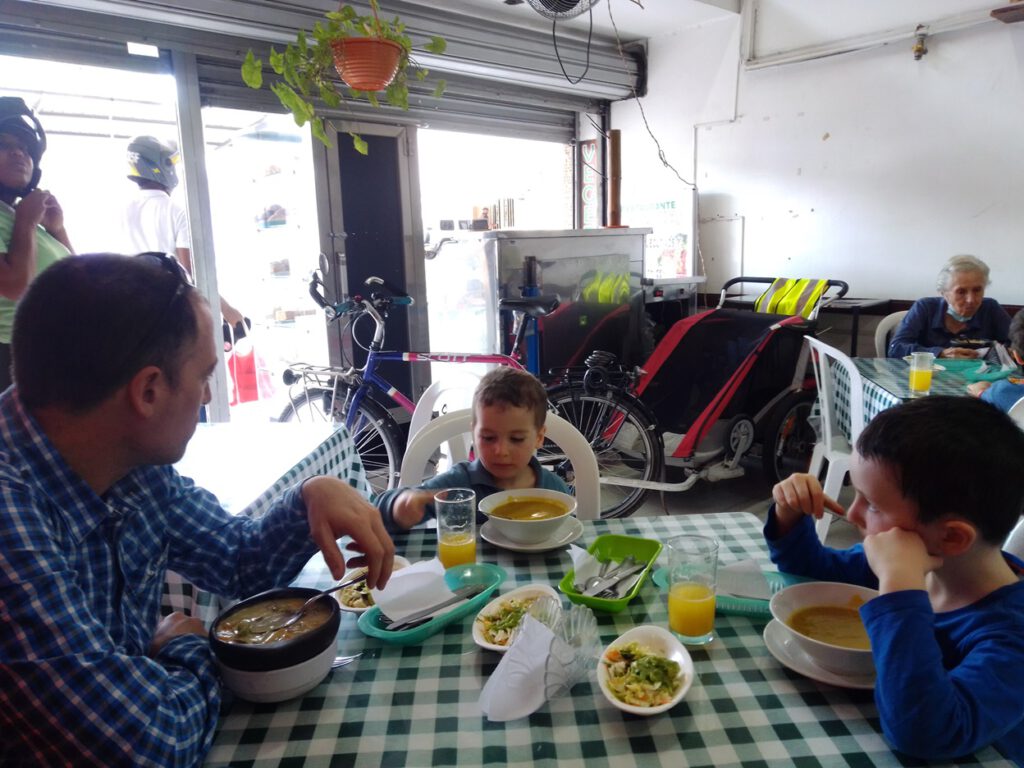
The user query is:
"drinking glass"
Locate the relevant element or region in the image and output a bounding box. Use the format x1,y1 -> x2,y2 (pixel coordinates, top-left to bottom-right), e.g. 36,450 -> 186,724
435,488 -> 477,568
666,535 -> 719,645
908,351 -> 934,396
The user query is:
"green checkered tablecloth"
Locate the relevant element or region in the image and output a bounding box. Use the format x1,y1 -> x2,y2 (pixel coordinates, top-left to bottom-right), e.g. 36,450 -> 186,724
163,423 -> 369,625
206,513 -> 1009,768
828,358 -> 975,439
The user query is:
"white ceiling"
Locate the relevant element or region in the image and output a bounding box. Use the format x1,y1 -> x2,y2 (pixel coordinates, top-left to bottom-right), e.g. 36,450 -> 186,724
405,0 -> 740,43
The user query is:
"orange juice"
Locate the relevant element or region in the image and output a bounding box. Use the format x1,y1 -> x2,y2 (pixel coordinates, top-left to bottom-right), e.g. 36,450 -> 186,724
908,367 -> 932,394
668,582 -> 716,637
438,532 -> 476,568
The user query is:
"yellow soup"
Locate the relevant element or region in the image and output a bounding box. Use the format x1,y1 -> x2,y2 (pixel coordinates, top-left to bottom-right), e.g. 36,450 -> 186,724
787,605 -> 870,650
214,597 -> 332,645
491,497 -> 568,521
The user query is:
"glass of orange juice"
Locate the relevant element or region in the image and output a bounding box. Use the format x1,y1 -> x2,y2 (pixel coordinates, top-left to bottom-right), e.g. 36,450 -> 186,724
666,535 -> 719,646
435,488 -> 477,569
908,351 -> 934,396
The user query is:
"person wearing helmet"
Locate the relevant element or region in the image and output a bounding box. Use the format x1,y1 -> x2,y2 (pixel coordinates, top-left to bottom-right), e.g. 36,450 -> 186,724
121,135 -> 243,327
0,97 -> 73,391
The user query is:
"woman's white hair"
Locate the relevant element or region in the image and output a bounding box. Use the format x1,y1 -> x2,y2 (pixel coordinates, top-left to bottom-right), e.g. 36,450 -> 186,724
936,254 -> 990,292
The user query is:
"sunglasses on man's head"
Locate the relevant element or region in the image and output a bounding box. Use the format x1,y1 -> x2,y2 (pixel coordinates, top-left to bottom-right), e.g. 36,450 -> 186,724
117,252 -> 194,371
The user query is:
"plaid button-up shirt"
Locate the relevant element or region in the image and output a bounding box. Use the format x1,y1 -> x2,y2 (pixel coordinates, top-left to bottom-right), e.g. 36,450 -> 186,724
0,390 -> 320,766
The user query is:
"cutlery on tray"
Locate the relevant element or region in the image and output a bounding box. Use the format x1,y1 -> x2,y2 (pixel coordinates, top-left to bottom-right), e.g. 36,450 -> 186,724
581,563 -> 646,597
382,584 -> 487,631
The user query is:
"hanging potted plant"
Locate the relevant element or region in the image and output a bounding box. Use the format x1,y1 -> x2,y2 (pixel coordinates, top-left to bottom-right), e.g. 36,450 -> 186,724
241,0 -> 446,154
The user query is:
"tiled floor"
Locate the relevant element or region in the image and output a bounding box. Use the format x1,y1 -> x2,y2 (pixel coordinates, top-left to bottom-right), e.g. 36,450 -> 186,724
628,459 -> 863,550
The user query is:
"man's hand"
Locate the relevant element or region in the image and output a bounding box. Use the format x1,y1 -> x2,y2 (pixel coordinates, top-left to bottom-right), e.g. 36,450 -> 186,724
772,472 -> 846,536
863,527 -> 942,594
392,489 -> 434,530
13,189 -> 52,229
940,347 -> 979,359
148,611 -> 206,657
302,476 -> 395,588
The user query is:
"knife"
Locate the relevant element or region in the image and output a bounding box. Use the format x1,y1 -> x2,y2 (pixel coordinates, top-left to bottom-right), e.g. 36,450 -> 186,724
581,563 -> 646,597
384,584 -> 487,631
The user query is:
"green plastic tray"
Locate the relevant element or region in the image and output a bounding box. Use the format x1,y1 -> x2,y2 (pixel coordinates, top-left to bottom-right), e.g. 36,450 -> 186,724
652,567 -> 813,618
357,562 -> 506,645
559,534 -> 662,613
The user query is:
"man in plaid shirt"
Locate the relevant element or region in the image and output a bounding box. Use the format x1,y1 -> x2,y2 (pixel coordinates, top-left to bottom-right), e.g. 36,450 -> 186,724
0,254 -> 395,766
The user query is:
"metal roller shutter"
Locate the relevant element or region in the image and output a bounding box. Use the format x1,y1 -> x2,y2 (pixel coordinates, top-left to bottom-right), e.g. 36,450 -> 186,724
1,0 -> 643,142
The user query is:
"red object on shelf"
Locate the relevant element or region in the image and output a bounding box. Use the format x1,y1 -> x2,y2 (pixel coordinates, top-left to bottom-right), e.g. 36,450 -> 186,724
330,38 -> 402,91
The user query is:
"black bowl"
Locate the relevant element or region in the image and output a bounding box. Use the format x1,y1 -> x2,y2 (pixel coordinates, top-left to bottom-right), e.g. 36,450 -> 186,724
209,587 -> 341,672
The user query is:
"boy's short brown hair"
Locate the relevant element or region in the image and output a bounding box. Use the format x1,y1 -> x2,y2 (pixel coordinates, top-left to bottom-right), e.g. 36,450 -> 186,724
472,367 -> 548,429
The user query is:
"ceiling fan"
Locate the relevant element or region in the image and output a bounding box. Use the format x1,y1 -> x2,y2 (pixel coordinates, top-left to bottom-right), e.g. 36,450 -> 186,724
524,0 -> 603,21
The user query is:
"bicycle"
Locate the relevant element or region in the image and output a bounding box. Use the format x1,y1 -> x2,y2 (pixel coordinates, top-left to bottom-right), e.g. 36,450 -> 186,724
277,272 -> 662,519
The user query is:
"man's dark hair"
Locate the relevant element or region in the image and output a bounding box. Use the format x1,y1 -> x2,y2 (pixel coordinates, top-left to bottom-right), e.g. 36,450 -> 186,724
1009,311 -> 1024,357
12,254 -> 199,412
856,396 -> 1024,544
472,367 -> 548,429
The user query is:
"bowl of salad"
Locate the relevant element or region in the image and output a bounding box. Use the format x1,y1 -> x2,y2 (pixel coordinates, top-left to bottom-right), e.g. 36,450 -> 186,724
597,625 -> 693,715
335,555 -> 411,613
472,583 -> 560,652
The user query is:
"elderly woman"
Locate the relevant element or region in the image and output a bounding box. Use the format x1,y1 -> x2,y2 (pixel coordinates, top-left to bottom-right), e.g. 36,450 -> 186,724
888,255 -> 1010,359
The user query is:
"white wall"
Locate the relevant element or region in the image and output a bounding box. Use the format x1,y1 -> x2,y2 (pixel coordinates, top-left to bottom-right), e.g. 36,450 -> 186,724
615,2 -> 1024,305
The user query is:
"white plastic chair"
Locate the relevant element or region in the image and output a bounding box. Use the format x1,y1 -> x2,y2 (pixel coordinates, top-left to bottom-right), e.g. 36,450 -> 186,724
398,408 -> 601,520
873,310 -> 908,358
806,337 -> 867,542
1005,518 -> 1024,559
1008,395 -> 1024,429
407,373 -> 482,465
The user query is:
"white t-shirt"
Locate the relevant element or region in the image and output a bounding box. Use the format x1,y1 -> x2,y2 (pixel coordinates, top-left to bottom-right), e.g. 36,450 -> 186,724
121,188 -> 189,255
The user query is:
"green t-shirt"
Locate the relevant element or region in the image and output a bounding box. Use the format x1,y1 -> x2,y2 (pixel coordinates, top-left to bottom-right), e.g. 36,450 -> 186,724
0,202 -> 71,344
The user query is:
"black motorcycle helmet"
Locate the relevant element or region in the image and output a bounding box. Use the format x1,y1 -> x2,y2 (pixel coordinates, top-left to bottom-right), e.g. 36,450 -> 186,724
0,97 -> 46,197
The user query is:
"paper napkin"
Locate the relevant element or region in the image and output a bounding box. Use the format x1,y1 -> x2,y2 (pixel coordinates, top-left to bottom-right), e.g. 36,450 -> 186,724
479,603 -> 598,721
370,559 -> 453,623
717,559 -> 771,600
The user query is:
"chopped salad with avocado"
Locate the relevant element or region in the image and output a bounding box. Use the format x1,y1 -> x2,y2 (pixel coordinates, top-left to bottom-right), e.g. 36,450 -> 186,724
603,642 -> 682,707
476,596 -> 540,646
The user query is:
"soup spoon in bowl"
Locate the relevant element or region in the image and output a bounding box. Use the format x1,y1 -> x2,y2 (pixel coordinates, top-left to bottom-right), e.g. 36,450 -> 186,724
240,572 -> 367,636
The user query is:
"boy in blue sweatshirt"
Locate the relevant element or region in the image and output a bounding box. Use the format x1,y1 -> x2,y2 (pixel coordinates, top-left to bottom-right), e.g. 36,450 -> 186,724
766,396 -> 1024,764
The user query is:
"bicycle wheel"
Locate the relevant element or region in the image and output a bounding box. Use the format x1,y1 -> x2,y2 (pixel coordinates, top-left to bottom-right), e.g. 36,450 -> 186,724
278,389 -> 404,496
544,385 -> 663,519
761,389 -> 817,484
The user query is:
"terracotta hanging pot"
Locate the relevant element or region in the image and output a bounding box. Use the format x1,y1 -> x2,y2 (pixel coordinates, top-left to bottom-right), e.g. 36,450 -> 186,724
330,37 -> 402,91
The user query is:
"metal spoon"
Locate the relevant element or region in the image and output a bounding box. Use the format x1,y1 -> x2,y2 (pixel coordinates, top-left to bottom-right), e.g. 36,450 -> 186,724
578,556 -> 613,592
241,572 -> 368,635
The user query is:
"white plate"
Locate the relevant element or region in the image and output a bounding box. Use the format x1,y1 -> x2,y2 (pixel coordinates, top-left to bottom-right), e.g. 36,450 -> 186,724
335,555 -> 411,613
596,625 -> 694,716
763,619 -> 875,690
480,517 -> 583,553
472,583 -> 560,652
901,356 -> 946,370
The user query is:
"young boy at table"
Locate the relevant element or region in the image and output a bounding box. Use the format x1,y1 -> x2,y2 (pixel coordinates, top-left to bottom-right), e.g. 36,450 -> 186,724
375,367 -> 570,531
765,396 -> 1024,764
967,309 -> 1024,412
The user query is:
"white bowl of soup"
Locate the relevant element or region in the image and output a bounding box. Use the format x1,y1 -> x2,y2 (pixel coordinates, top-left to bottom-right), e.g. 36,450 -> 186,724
478,489 -> 577,545
210,587 -> 341,702
769,581 -> 878,677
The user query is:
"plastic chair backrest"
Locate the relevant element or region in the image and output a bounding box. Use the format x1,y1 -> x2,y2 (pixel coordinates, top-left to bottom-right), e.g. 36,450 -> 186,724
398,408 -> 601,520
873,310 -> 909,358
407,373 -> 482,463
754,278 -> 829,319
806,336 -> 866,448
1009,395 -> 1024,429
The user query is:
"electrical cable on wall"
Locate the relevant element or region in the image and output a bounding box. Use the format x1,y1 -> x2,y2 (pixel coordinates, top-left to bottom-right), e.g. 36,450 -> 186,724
604,0 -> 710,285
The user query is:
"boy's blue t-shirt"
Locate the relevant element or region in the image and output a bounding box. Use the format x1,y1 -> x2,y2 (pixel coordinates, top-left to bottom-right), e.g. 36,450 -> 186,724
374,456 -> 571,532
764,507 -> 1024,765
981,378 -> 1024,413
